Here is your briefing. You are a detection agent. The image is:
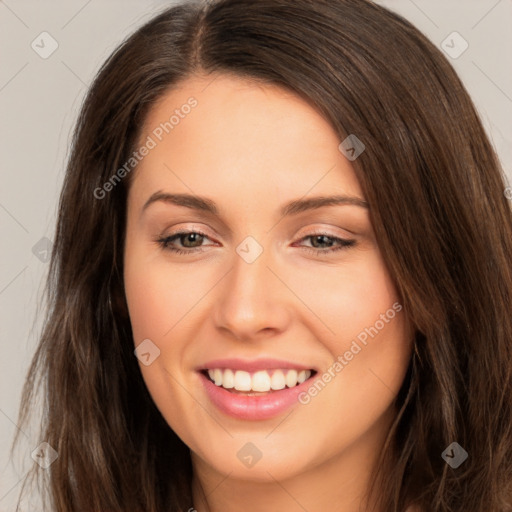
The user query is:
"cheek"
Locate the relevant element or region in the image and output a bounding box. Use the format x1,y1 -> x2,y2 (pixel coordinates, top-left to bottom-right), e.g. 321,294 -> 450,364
124,267 -> 169,343
287,251 -> 400,344
123,249 -> 213,343
123,247 -> 208,434
289,250 -> 411,399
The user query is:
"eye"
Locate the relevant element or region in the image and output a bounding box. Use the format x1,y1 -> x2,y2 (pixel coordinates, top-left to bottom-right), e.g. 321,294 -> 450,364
295,232 -> 356,256
155,230 -> 356,256
155,230 -> 214,255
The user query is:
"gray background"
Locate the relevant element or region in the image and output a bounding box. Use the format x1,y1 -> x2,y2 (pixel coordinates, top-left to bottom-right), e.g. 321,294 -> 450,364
1,0 -> 511,509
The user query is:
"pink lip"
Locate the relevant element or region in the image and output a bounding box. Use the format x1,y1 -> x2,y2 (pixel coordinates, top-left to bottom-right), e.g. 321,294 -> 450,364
197,369 -> 316,421
197,357 -> 316,373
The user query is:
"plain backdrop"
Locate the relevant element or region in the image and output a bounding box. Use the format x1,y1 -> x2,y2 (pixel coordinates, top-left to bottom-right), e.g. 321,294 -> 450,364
1,0 -> 511,509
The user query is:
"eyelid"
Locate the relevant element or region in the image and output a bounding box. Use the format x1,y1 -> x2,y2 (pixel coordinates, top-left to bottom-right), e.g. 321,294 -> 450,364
295,224 -> 357,238
296,230 -> 351,242
293,231 -> 356,252
161,224 -> 216,240
161,228 -> 216,246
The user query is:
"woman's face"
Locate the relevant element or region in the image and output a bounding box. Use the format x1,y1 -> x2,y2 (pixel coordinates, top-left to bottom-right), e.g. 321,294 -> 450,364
124,73 -> 413,485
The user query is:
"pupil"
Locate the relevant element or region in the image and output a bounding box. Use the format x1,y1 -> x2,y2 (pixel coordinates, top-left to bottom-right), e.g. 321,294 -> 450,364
183,233 -> 203,247
313,235 -> 332,248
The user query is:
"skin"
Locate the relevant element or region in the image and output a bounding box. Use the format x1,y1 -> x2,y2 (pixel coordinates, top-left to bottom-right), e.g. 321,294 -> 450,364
123,73 -> 415,512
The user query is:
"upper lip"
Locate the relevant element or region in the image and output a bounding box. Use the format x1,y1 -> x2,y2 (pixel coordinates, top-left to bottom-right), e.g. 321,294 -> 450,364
197,358 -> 317,373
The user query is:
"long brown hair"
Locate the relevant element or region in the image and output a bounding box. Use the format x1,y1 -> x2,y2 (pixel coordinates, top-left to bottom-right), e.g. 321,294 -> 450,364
12,0 -> 512,510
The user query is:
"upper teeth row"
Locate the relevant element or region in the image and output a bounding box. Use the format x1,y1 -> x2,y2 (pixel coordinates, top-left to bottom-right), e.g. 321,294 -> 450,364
207,368 -> 312,392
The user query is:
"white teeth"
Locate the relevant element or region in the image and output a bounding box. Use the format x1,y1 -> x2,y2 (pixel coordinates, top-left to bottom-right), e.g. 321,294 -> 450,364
205,368 -> 312,392
285,369 -> 298,388
233,370 -> 252,391
252,370 -> 271,392
222,368 -> 235,389
213,369 -> 223,386
297,370 -> 308,384
270,370 -> 286,390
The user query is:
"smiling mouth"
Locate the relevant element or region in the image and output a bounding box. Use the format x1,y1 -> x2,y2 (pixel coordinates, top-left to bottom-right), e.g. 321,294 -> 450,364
201,368 -> 317,395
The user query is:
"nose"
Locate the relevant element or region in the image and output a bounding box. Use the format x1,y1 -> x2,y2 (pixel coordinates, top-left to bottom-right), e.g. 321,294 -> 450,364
213,242 -> 292,342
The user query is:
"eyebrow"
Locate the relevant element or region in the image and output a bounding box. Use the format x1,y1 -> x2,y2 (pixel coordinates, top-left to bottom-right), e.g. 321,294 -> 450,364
141,192 -> 369,218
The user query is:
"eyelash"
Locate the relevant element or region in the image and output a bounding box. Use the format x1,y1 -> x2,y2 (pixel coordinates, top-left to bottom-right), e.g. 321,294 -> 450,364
155,230 -> 356,256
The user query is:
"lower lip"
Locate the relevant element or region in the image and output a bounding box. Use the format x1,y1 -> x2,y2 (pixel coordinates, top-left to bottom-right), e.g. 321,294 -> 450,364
198,371 -> 315,421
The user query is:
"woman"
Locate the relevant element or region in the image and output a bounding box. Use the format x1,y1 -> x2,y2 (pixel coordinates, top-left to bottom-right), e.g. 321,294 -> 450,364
12,0 -> 512,511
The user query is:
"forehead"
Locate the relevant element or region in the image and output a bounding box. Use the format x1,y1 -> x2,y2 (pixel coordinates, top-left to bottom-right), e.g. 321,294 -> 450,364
130,73 -> 364,206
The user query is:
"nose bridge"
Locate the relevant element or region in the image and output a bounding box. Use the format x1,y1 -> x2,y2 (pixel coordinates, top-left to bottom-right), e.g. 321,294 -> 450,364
233,236 -> 269,296
213,235 -> 290,339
